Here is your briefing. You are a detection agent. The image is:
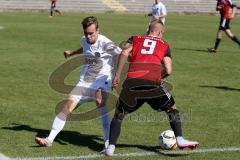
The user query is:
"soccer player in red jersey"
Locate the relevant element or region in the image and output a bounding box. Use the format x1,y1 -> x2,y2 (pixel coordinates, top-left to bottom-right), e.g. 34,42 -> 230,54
208,0 -> 240,53
104,21 -> 199,157
49,0 -> 62,18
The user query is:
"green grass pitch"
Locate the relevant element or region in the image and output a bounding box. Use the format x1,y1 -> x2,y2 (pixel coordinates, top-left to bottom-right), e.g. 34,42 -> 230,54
0,12 -> 240,159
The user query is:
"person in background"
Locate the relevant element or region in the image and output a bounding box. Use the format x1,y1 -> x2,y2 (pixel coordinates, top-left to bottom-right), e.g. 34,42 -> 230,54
208,0 -> 240,53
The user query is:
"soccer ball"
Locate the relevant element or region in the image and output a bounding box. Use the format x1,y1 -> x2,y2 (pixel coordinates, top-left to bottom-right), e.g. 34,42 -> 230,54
159,130 -> 177,150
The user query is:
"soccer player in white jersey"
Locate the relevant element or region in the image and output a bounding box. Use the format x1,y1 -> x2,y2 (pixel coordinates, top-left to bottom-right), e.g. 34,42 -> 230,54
35,16 -> 121,151
145,0 -> 167,25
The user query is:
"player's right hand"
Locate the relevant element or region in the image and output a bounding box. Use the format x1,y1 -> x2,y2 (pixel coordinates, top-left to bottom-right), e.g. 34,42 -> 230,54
64,51 -> 71,59
229,13 -> 235,19
112,75 -> 120,89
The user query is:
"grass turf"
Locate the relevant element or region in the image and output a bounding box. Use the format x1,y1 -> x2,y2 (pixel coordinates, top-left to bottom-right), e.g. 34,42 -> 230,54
0,12 -> 240,159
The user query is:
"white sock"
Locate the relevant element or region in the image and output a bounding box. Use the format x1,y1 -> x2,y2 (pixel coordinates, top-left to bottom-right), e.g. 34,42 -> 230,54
99,106 -> 110,142
47,112 -> 67,143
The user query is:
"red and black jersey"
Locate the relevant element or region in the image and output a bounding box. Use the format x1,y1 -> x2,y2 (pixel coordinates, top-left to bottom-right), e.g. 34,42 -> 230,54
51,0 -> 56,7
127,35 -> 171,82
217,0 -> 235,19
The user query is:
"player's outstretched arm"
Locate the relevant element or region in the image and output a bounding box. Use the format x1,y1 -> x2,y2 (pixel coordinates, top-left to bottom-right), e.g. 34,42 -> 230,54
145,12 -> 152,17
112,43 -> 132,88
64,47 -> 83,59
161,57 -> 172,78
229,6 -> 237,19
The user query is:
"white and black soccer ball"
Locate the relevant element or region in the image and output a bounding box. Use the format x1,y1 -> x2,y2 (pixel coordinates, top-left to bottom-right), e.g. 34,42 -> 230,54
159,130 -> 177,150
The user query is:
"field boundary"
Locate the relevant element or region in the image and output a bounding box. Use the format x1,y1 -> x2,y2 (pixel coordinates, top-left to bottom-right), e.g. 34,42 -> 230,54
0,153 -> 10,160
101,0 -> 126,12
9,147 -> 240,160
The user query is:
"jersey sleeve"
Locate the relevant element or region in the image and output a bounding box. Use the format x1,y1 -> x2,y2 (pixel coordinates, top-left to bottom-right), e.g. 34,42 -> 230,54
228,0 -> 236,8
164,46 -> 171,58
126,36 -> 133,44
81,36 -> 86,50
106,43 -> 122,55
102,36 -> 122,55
161,4 -> 167,15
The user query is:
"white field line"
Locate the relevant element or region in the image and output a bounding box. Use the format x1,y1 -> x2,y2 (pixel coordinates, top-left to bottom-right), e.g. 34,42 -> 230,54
0,153 -> 10,160
10,147 -> 240,160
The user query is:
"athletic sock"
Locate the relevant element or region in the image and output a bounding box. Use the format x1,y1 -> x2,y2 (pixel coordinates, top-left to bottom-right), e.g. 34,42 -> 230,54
231,36 -> 240,45
47,112 -> 67,143
99,107 -> 111,142
214,38 -> 221,50
167,109 -> 182,137
109,116 -> 122,145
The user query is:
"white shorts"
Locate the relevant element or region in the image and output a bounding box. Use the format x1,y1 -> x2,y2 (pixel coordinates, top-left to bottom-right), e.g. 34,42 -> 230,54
69,79 -> 112,103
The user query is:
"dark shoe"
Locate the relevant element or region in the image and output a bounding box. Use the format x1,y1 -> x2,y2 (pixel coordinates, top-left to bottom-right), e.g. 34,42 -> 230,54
207,48 -> 217,53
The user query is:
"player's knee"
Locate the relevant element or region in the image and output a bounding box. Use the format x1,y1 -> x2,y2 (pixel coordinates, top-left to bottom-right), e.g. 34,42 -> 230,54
167,108 -> 179,114
96,99 -> 104,108
160,98 -> 175,112
217,31 -> 223,38
96,100 -> 106,108
226,31 -> 233,38
170,104 -> 176,110
62,97 -> 78,115
166,104 -> 178,114
95,88 -> 107,108
114,110 -> 125,121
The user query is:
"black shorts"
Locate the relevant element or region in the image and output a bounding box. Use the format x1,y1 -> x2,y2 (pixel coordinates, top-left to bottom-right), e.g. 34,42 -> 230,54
116,78 -> 175,114
219,17 -> 230,30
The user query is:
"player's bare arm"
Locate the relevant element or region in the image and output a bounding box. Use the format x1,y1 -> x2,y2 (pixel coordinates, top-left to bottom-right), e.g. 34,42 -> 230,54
161,56 -> 172,78
229,6 -> 237,19
216,0 -> 223,11
154,14 -> 166,19
112,43 -> 132,88
64,47 -> 83,59
145,12 -> 153,17
216,5 -> 223,11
